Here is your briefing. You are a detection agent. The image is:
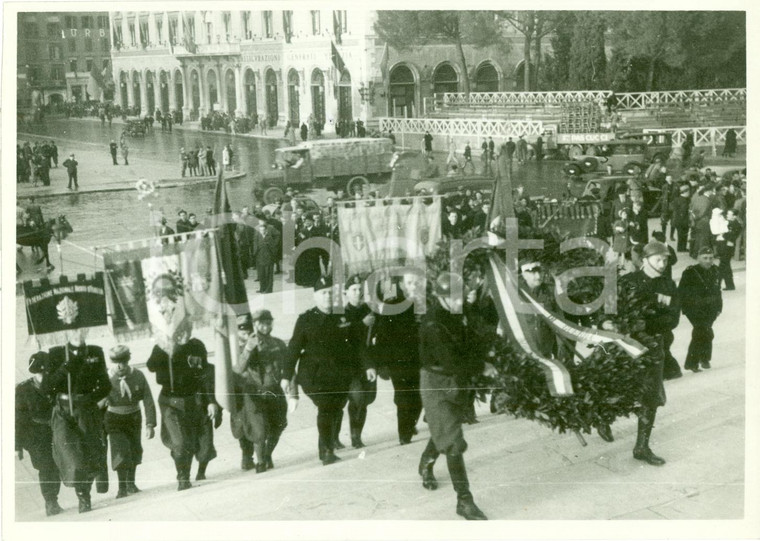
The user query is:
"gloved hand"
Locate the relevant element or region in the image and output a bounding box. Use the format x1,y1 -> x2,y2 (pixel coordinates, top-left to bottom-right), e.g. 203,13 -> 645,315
145,426 -> 155,440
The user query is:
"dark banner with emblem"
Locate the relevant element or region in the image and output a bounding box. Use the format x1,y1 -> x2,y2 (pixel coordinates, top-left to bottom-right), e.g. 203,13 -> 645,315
24,273 -> 108,344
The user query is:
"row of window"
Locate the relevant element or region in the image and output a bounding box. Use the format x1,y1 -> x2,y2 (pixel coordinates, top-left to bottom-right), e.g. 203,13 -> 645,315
21,15 -> 108,38
23,40 -> 109,62
25,58 -> 110,81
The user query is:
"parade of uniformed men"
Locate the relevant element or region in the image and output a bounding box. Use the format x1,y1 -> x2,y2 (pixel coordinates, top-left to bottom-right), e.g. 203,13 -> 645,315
40,330 -> 111,513
231,310 -> 291,472
146,320 -> 221,489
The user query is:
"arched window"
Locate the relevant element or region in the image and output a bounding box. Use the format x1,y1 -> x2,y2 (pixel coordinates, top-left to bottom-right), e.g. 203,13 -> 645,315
288,69 -> 300,126
475,62 -> 499,92
311,69 -> 325,125
389,65 -> 416,118
433,63 -> 458,95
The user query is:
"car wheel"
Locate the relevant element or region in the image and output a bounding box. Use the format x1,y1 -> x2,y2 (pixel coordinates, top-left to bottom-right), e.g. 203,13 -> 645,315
347,176 -> 370,197
581,157 -> 599,173
263,187 -> 284,205
563,162 -> 583,177
568,145 -> 584,159
625,162 -> 643,176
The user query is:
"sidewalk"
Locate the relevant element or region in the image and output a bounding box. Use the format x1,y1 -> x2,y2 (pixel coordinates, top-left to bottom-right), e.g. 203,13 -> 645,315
16,134 -> 245,200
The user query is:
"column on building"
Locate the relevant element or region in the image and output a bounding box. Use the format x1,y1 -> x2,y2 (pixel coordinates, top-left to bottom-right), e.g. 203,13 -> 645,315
217,65 -> 227,112
168,68 -> 178,111
153,70 -> 162,113
195,11 -> 204,44
198,63 -> 208,115
162,12 -> 170,46
126,70 -> 135,109
232,11 -> 243,41
177,11 -> 185,42
179,66 -> 190,117
121,12 -> 130,48
325,67 -> 338,131
135,13 -> 142,47
235,64 -> 245,116
255,69 -> 265,117
140,69 -> 149,115
148,12 -> 158,46
251,10 -> 263,38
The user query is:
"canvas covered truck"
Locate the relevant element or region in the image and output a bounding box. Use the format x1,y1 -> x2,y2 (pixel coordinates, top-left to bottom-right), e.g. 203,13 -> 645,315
256,137 -> 395,203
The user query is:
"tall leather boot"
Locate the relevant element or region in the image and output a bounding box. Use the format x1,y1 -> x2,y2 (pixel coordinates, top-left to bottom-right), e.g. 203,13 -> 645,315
95,467 -> 109,494
175,458 -> 192,491
76,481 -> 92,513
633,408 -> 666,466
349,402 -> 366,449
418,439 -> 439,490
115,467 -> 129,498
253,442 -> 267,473
127,465 -> 141,494
264,433 -> 281,470
446,454 -> 487,520
195,460 -> 209,480
333,411 -> 346,450
322,410 -> 341,466
240,438 -> 254,471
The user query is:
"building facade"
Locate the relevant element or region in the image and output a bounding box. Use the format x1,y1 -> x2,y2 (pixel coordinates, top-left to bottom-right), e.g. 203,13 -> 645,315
17,12 -> 112,108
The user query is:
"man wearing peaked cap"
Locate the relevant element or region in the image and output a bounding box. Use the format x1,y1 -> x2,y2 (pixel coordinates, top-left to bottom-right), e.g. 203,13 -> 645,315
678,246 -> 722,373
103,345 -> 156,499
16,352 -> 63,516
232,309 -> 292,473
281,274 -> 356,465
333,274 -> 377,449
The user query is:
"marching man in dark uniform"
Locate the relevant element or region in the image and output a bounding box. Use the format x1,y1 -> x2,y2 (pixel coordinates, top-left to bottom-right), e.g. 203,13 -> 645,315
101,345 -> 156,498
335,274 -> 377,449
678,246 -> 723,372
41,330 -> 111,513
599,241 -> 676,465
16,352 -> 63,516
146,320 -> 221,490
231,311 -> 293,472
417,272 -> 498,520
282,277 -> 354,465
371,273 -> 425,445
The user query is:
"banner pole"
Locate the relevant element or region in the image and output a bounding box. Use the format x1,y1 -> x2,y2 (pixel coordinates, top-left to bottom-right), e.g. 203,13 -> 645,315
66,345 -> 74,416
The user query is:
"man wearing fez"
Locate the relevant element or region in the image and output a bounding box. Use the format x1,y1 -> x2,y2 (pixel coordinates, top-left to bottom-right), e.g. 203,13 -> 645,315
282,276 -> 355,465
102,345 -> 156,498
16,352 -> 63,516
598,241 -> 675,466
335,274 -> 377,449
41,329 -> 111,513
678,247 -> 723,373
231,311 -> 293,472
146,319 -> 221,490
417,272 -> 498,520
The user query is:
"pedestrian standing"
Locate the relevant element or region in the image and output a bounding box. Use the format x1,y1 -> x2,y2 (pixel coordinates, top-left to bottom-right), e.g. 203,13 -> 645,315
231,311 -> 293,472
252,220 -> 279,293
672,184 -> 692,252
222,146 -> 231,172
516,135 -> 528,164
424,131 -> 433,156
717,209 -> 741,290
110,140 -> 119,165
505,137 -> 516,165
180,148 -> 188,177
480,141 -> 491,176
260,114 -> 268,135
146,321 -> 221,490
41,330 -> 111,513
417,272 -> 497,520
50,140 -> 58,167
62,153 -> 79,190
535,134 -> 544,161
281,277 -> 354,465
301,122 -> 308,142
462,142 -> 473,174
120,135 -> 129,166
487,137 -> 495,162
16,352 -> 63,516
205,146 -> 216,176
679,247 -> 723,372
102,345 -> 156,499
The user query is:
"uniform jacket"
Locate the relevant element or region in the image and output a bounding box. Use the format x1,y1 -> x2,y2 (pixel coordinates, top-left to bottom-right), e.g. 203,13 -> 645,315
678,264 -> 722,323
419,301 -> 484,382
146,339 -> 217,405
105,366 -> 157,427
16,378 -> 55,452
234,333 -> 288,394
41,344 -> 110,404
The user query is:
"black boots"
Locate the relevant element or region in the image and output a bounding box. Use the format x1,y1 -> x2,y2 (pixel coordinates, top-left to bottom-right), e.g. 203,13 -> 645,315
333,413 -> 346,450
195,460 -> 209,481
241,454 -> 255,471
264,434 -> 281,470
126,465 -> 140,494
633,409 -> 666,466
44,499 -> 63,517
76,485 -> 92,513
116,467 -> 129,499
349,403 -> 367,449
175,459 -> 192,491
418,440 -> 439,490
317,410 -> 341,465
597,424 -> 614,442
447,454 -> 487,520
95,468 -> 109,494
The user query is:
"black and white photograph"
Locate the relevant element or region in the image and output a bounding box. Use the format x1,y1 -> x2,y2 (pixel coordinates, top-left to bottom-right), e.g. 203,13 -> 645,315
2,2 -> 757,540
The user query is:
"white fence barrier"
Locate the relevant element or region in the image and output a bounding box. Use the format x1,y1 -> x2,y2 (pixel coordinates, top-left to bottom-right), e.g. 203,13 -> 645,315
643,126 -> 745,156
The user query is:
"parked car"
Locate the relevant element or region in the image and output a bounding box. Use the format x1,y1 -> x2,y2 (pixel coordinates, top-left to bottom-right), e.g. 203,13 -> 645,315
617,131 -> 673,164
563,140 -> 648,177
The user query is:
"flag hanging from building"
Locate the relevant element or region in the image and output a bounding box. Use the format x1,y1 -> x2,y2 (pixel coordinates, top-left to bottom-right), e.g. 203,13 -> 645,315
211,167 -> 251,412
102,232 -> 221,348
331,41 -> 346,75
24,273 -> 109,347
336,197 -> 442,277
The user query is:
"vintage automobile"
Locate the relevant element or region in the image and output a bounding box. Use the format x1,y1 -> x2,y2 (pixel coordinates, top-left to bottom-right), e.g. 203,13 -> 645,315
617,131 -> 673,164
563,140 -> 648,177
257,138 -> 395,203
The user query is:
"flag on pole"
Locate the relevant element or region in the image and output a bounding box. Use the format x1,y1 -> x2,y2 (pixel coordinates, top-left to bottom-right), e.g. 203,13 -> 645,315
212,166 -> 251,412
331,41 -> 345,75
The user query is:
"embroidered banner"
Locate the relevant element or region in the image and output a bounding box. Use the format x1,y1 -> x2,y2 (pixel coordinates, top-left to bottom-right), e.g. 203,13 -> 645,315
101,231 -> 221,349
337,197 -> 442,277
24,273 -> 108,347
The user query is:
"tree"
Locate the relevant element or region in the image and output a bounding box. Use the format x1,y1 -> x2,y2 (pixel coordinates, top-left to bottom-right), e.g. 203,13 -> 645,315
374,11 -> 504,95
540,13 -> 576,90
567,12 -> 608,90
499,12 -> 560,91
608,12 -> 687,91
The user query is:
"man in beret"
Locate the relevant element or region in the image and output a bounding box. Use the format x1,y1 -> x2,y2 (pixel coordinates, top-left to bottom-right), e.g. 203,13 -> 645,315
334,274 -> 377,449
598,241 -> 676,466
146,320 -> 221,490
678,247 -> 722,372
102,345 -> 156,498
232,311 -> 293,472
41,330 -> 111,513
417,272 -> 498,520
282,277 -> 355,465
16,352 -> 63,516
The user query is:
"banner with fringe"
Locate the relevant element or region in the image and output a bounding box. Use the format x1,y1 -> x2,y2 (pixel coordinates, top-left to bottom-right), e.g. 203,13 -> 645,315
337,197 -> 442,277
24,273 -> 109,347
101,231 -> 221,350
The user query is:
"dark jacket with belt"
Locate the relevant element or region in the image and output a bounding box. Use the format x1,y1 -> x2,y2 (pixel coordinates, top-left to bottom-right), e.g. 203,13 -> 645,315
41,344 -> 110,405
678,264 -> 722,324
419,301 -> 483,383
